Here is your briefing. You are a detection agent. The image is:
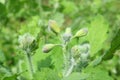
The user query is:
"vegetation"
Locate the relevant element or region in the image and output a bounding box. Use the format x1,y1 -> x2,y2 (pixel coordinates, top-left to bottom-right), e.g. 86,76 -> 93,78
0,0 -> 120,80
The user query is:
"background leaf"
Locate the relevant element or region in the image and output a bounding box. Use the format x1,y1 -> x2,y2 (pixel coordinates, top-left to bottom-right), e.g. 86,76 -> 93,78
87,15 -> 109,57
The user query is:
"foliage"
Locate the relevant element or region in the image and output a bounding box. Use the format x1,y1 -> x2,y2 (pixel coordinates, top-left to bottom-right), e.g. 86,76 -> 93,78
0,0 -> 120,80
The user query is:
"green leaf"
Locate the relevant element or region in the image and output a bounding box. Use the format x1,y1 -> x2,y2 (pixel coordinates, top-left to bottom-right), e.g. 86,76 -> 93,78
103,29 -> 120,60
0,50 -> 6,63
34,68 -> 60,80
51,12 -> 64,27
19,16 -> 40,37
50,47 -> 63,72
0,66 -> 11,79
0,0 -> 5,4
89,56 -> 102,66
61,1 -> 78,15
87,15 -> 109,56
62,72 -> 88,80
83,66 -> 113,80
2,74 -> 18,80
0,3 -> 7,21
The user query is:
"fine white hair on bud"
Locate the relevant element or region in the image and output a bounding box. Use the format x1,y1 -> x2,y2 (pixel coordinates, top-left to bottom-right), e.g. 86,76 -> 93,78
18,33 -> 35,50
79,43 -> 90,61
79,43 -> 90,54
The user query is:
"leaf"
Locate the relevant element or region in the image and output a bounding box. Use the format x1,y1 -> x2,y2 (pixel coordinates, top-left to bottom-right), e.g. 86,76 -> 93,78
0,3 -> 7,21
61,1 -> 78,15
0,66 -> 11,79
87,15 -> 109,57
0,50 -> 6,63
50,47 -> 63,72
62,72 -> 88,80
19,16 -> 40,37
103,29 -> 120,60
34,68 -> 60,80
89,56 -> 102,66
51,12 -> 64,27
37,56 -> 54,70
83,66 -> 113,80
2,74 -> 18,80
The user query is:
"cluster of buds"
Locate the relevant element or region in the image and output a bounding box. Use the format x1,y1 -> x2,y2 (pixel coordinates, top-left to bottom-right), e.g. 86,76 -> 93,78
42,20 -> 89,77
42,20 -> 88,53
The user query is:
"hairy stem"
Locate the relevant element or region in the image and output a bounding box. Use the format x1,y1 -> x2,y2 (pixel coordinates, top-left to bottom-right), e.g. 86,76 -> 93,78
62,41 -> 75,77
64,57 -> 75,77
26,51 -> 34,79
62,43 -> 67,77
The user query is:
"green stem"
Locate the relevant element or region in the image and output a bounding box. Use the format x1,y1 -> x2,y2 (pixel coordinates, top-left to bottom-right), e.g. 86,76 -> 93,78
62,42 -> 75,77
26,52 -> 34,79
65,57 -> 75,77
62,43 -> 68,77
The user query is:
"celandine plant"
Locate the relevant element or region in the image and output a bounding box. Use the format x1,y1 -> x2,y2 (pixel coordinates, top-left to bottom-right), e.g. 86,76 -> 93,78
18,20 -> 89,79
42,20 -> 90,77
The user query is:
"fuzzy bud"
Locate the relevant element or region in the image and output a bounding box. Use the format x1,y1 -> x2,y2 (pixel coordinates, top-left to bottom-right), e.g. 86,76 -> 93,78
63,27 -> 72,42
48,20 -> 60,34
72,28 -> 88,38
79,43 -> 90,61
18,33 -> 35,50
71,43 -> 90,60
42,44 -> 58,53
71,45 -> 81,59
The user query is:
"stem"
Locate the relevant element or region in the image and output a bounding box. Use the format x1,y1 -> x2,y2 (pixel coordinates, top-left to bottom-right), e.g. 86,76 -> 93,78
64,57 -> 75,77
26,51 -> 34,79
62,42 -> 75,77
62,43 -> 68,76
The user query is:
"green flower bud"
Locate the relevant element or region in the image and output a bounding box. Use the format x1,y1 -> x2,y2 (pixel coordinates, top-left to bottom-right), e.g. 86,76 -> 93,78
18,33 -> 35,50
79,43 -> 90,61
71,45 -> 81,59
48,20 -> 60,34
80,53 -> 89,61
71,44 -> 90,60
42,44 -> 58,53
78,44 -> 90,53
72,28 -> 88,38
63,27 -> 72,42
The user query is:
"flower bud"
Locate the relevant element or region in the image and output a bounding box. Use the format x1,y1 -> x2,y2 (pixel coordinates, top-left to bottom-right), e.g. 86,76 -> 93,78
63,27 -> 72,42
79,43 -> 90,53
48,20 -> 60,34
80,53 -> 89,61
79,43 -> 90,61
71,45 -> 81,58
71,44 -> 90,60
72,28 -> 88,38
42,44 -> 57,53
18,33 -> 35,50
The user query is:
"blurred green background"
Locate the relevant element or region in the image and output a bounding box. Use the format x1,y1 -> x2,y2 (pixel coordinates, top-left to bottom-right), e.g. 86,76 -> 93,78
0,0 -> 120,80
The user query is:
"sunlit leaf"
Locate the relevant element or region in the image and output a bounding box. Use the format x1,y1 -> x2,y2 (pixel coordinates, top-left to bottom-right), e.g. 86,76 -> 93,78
87,15 -> 109,56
